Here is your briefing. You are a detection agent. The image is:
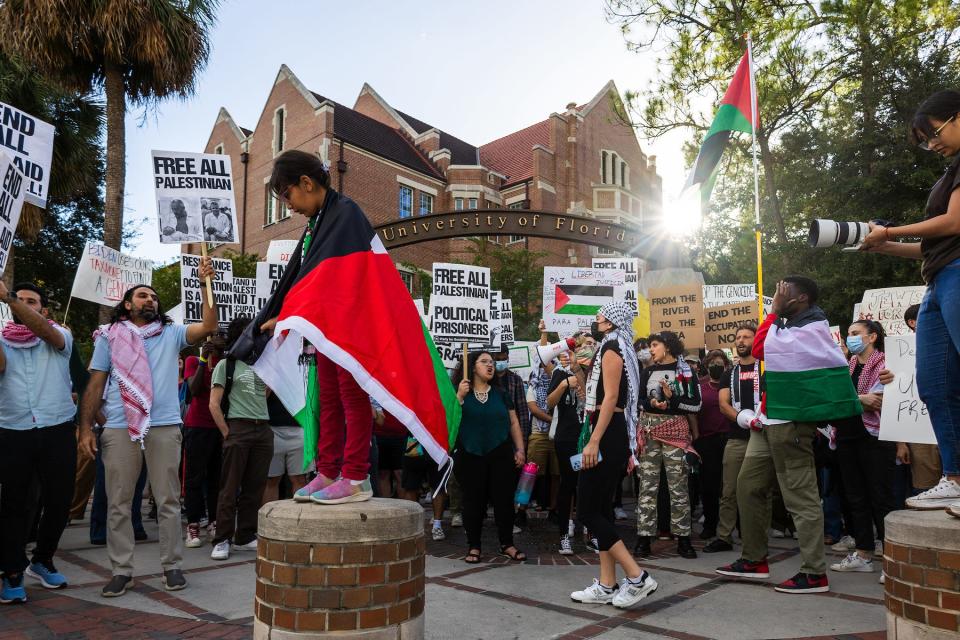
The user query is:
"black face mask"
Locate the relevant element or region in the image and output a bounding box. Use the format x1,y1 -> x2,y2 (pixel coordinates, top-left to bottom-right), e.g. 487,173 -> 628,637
590,321 -> 605,341
708,364 -> 724,380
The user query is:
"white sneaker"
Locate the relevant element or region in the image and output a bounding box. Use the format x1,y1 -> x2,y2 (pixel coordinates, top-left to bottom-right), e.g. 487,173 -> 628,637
830,553 -> 874,573
875,540 -> 883,557
831,535 -> 855,552
880,572 -> 886,584
512,525 -> 521,535
567,520 -> 575,537
614,507 -> 629,520
559,535 -> 574,555
570,579 -> 617,604
948,502 -> 960,519
451,513 -> 463,527
234,538 -> 258,552
612,573 -> 658,609
432,526 -> 446,541
210,540 -> 230,561
185,524 -> 202,549
587,537 -> 600,554
906,477 -> 960,510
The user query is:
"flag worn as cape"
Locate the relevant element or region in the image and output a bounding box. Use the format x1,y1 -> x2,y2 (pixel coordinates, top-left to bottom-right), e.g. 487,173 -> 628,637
761,307 -> 862,422
234,189 -> 460,469
684,51 -> 755,204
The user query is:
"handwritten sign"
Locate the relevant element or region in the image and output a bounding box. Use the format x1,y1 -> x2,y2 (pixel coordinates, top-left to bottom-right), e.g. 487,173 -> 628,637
705,302 -> 755,350
859,286 -> 925,336
70,242 -> 153,306
266,239 -> 298,264
543,266 -> 627,333
879,333 -> 937,445
592,258 -> 639,315
649,283 -> 705,348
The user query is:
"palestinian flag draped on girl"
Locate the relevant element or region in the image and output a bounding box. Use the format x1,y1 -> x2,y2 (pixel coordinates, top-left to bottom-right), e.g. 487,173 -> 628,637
238,188 -> 460,469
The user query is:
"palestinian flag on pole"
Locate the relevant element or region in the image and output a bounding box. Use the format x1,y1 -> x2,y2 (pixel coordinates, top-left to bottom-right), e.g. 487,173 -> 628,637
248,190 -> 460,469
685,51 -> 755,204
762,310 -> 862,422
554,284 -> 614,316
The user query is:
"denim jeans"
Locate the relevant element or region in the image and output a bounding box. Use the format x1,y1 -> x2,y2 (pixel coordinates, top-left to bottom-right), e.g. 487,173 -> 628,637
90,444 -> 146,543
916,257 -> 960,476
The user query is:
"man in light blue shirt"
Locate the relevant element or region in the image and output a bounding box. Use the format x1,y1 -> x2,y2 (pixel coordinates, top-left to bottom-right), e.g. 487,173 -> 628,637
79,257 -> 219,598
0,281 -> 76,604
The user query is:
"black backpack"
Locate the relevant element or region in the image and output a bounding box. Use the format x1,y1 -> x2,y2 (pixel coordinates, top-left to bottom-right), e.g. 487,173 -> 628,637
219,359 -> 237,418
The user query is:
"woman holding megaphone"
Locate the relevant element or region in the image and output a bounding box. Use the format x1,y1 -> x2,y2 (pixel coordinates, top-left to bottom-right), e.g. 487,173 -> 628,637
859,89 -> 960,515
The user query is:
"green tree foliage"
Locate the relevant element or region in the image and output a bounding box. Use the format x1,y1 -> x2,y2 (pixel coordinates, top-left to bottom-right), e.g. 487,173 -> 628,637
607,0 -> 960,325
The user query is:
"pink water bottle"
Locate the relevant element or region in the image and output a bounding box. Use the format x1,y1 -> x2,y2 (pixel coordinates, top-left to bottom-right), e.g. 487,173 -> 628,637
514,462 -> 539,506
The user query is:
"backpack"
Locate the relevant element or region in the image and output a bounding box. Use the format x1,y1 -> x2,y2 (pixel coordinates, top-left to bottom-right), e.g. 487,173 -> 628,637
219,359 -> 237,419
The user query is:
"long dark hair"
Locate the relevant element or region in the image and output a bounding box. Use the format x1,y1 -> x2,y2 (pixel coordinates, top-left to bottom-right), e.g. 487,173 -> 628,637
110,285 -> 172,325
912,90 -> 960,142
225,316 -> 252,360
268,150 -> 331,196
851,319 -> 886,353
450,350 -> 502,389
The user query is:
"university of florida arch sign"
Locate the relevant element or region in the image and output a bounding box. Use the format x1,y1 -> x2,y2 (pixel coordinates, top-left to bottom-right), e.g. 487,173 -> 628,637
374,209 -> 666,257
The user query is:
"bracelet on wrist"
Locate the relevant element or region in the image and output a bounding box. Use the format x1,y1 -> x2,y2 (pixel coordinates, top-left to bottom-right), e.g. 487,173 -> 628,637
199,357 -> 208,365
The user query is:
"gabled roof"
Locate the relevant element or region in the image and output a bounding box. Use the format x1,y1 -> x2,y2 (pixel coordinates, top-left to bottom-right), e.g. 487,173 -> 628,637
311,92 -> 443,179
395,109 -> 479,165
478,119 -> 551,187
211,107 -> 250,144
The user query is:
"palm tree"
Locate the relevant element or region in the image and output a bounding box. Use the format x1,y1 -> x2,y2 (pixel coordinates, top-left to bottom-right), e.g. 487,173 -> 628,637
0,0 -> 219,260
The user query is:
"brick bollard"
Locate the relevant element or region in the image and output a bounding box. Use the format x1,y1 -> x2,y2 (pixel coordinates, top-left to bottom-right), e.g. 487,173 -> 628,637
253,498 -> 425,640
883,510 -> 960,639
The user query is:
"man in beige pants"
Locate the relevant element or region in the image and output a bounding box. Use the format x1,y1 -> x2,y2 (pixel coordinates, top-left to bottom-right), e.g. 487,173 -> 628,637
80,258 -> 218,597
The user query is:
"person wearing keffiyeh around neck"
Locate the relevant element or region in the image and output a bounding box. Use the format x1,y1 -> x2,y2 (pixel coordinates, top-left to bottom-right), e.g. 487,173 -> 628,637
0,281 -> 76,604
78,257 -> 219,599
569,301 -> 658,610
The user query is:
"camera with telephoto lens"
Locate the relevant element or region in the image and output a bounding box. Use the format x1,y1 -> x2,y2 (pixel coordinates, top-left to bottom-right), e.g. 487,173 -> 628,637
807,218 -> 896,248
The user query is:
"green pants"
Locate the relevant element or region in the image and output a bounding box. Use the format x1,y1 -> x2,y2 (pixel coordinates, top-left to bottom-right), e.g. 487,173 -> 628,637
717,437 -> 748,543
737,422 -> 826,575
636,440 -> 690,537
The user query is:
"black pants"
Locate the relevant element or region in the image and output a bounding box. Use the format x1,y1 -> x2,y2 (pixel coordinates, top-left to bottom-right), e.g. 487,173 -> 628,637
696,433 -> 726,534
576,414 -> 629,551
454,440 -> 515,550
555,440 -> 579,535
183,427 -> 223,525
836,435 -> 897,551
0,422 -> 77,574
214,421 -> 274,546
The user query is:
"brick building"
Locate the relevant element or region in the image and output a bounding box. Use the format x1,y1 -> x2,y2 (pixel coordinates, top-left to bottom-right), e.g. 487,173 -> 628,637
196,64 -> 666,295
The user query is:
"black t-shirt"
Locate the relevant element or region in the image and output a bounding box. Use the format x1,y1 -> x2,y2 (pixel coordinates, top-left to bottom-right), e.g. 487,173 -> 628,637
921,154 -> 960,283
721,362 -> 761,441
548,368 -> 582,442
595,342 -> 628,410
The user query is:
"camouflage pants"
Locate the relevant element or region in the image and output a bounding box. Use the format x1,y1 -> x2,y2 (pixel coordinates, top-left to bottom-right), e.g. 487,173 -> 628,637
636,440 -> 690,537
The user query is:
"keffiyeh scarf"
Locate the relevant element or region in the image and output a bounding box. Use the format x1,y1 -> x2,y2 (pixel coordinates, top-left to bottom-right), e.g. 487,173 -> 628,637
849,350 -> 886,437
1,320 -> 57,349
584,301 -> 640,454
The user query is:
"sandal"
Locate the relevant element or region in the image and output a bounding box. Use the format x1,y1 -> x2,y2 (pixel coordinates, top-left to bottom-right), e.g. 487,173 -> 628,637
464,549 -> 481,564
500,545 -> 526,562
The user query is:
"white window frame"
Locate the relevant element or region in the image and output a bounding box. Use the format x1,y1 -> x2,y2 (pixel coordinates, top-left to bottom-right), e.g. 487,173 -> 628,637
399,270 -> 415,293
399,185 -> 413,219
264,188 -> 277,226
273,107 -> 286,155
455,197 -> 464,211
214,143 -> 224,155
419,192 -> 434,216
468,197 -> 478,210
507,235 -> 524,244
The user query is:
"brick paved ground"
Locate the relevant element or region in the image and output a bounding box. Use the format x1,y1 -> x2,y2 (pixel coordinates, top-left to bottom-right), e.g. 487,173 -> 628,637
0,501 -> 886,639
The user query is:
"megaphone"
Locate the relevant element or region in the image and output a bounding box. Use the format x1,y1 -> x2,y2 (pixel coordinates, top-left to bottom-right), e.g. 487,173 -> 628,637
536,337 -> 577,366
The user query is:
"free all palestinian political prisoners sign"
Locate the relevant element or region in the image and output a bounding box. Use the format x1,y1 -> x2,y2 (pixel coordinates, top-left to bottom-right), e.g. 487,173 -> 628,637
70,242 -> 153,306
0,102 -> 54,208
430,263 -> 491,344
649,283 -> 705,348
543,266 -> 628,334
180,254 -> 234,327
153,150 -> 239,244
499,298 -> 515,346
0,151 -> 26,276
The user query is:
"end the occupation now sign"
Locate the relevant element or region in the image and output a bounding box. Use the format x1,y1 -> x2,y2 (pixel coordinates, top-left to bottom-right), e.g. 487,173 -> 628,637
430,263 -> 491,344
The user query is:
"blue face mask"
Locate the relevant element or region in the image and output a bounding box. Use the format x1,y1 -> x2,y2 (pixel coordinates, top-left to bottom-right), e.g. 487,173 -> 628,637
495,360 -> 509,372
846,335 -> 865,354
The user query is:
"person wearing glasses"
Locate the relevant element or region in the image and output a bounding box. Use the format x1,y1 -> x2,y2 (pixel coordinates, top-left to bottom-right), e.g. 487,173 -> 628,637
859,89 -> 960,517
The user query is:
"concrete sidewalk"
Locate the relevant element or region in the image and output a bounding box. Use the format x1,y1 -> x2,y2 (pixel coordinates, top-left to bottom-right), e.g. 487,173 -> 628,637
1,504 -> 886,639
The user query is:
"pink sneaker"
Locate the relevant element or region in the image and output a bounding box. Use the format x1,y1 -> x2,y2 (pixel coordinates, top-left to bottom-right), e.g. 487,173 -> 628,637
294,473 -> 337,502
310,478 -> 373,505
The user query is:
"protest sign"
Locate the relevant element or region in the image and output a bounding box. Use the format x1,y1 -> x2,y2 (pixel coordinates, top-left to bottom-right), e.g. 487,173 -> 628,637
0,102 -> 55,208
490,290 -> 502,349
167,303 -> 184,325
0,300 -> 11,329
829,325 -> 843,348
69,242 -> 153,306
255,261 -> 286,309
880,333 -> 937,445
649,283 -> 705,347
430,263 -> 491,344
500,298 -> 515,346
858,286 -> 925,335
852,303 -> 861,325
181,254 -> 233,327
704,302 -> 755,350
0,151 -> 26,276
543,266 -> 627,333
233,277 -> 259,319
153,150 -> 239,244
592,258 -> 639,315
434,342 -> 489,371
266,239 -> 298,264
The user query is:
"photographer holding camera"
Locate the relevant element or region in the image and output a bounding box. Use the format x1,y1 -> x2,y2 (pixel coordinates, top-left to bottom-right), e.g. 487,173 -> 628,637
858,89 -> 960,517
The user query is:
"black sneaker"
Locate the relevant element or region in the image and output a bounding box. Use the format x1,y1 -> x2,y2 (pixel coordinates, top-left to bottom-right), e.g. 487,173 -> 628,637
699,529 -> 716,540
716,558 -> 770,579
162,569 -> 187,591
101,575 -> 134,597
702,538 -> 734,553
677,536 -> 697,559
774,572 -> 829,594
633,536 -> 651,557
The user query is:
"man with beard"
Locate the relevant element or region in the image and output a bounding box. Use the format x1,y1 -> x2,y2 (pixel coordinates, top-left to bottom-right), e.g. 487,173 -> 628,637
79,257 -> 219,597
705,322 -> 757,553
0,282 -> 77,604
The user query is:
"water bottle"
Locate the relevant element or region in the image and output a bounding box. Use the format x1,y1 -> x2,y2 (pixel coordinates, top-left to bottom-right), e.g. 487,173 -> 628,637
514,462 -> 539,506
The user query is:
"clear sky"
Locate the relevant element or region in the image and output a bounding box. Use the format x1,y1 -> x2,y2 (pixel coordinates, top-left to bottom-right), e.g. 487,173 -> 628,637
123,0 -> 692,264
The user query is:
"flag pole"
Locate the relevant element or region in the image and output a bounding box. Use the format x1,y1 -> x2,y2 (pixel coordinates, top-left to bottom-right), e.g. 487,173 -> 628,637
746,33 -> 764,322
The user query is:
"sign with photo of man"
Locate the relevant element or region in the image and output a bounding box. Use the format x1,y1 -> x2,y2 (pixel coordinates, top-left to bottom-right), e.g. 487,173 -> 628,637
152,150 -> 238,244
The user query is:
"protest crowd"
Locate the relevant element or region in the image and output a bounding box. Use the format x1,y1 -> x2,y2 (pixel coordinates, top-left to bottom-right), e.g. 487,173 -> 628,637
0,88 -> 959,620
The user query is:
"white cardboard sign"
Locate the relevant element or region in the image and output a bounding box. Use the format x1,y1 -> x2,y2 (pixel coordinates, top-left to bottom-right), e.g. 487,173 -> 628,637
592,258 -> 640,316
858,286 -> 925,336
0,102 -> 55,208
266,239 -> 298,264
153,150 -> 239,244
0,150 -> 26,276
542,266 -> 627,333
430,263 -> 491,343
879,333 -> 937,445
69,242 -> 153,306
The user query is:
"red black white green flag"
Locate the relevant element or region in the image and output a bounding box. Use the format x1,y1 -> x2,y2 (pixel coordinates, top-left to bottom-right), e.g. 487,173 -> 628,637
685,51 -> 756,204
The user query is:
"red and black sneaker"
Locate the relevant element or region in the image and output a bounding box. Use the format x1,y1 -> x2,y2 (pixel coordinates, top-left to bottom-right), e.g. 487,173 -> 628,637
715,558 -> 770,579
774,572 -> 829,594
